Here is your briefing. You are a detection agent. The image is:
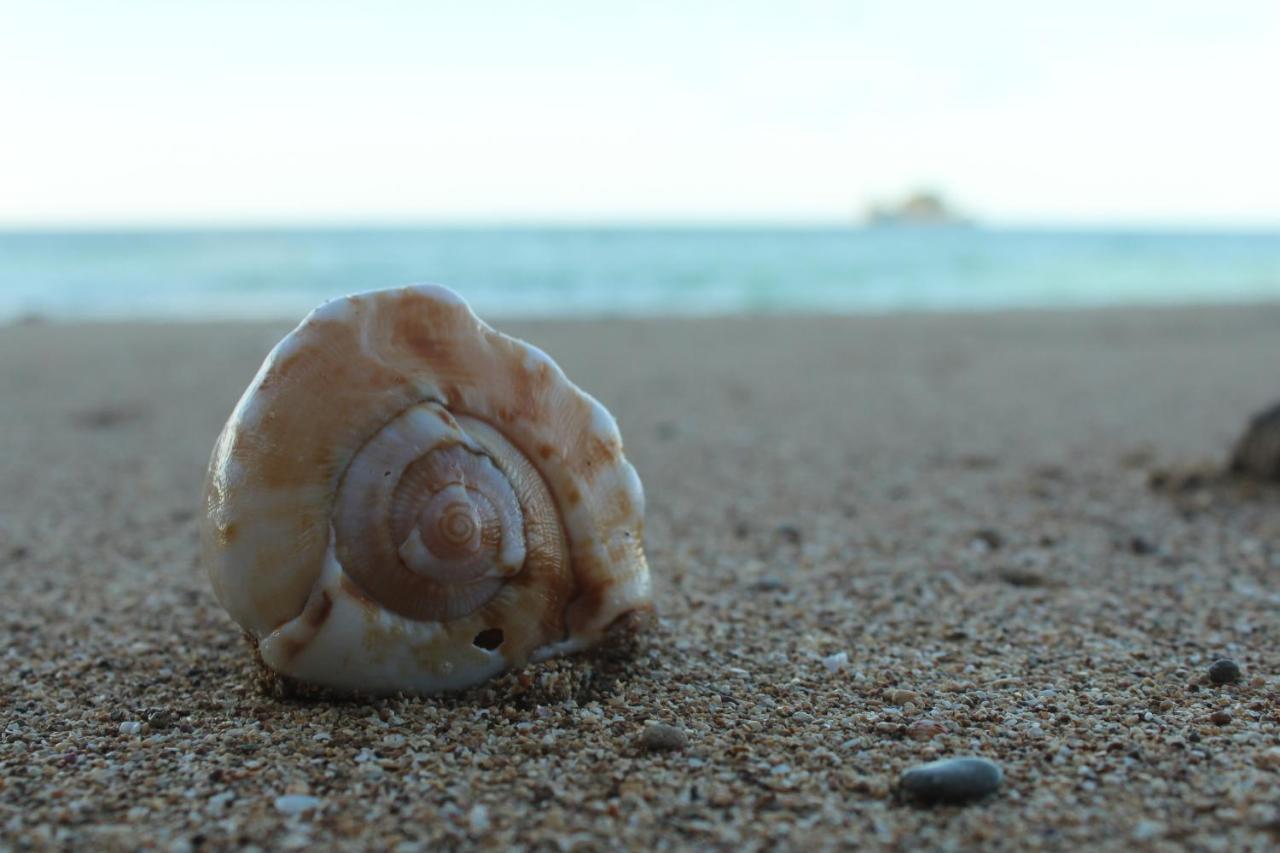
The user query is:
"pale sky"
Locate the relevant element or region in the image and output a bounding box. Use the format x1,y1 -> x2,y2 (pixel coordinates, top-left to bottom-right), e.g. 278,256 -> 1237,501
3,0 -> 1279,227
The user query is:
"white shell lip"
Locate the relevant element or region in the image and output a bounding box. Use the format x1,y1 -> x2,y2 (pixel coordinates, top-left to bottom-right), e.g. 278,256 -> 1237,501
260,544 -> 510,695
202,283 -> 653,695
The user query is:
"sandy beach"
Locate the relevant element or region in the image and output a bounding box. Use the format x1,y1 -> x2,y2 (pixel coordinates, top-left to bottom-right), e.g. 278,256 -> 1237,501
2,304 -> 1279,850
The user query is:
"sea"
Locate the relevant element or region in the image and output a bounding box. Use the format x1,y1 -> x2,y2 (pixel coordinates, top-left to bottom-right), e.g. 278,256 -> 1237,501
1,227 -> 1277,322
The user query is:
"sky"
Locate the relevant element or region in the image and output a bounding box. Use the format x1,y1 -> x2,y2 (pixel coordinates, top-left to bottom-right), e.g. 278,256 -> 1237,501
2,0 -> 1279,227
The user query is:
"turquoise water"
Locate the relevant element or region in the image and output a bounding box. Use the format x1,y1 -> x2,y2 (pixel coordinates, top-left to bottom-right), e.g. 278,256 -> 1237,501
0,227 -> 1277,320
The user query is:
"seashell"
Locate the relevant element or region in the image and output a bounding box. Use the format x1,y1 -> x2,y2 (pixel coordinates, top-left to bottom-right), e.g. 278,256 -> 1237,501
201,284 -> 652,694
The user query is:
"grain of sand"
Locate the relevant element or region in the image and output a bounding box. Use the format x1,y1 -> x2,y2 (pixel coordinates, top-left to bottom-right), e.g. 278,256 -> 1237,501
2,305 -> 1280,850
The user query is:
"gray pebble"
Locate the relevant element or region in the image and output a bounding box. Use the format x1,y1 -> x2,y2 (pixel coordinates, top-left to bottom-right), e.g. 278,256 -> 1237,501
899,757 -> 1002,805
751,577 -> 788,592
639,722 -> 688,752
1208,659 -> 1242,685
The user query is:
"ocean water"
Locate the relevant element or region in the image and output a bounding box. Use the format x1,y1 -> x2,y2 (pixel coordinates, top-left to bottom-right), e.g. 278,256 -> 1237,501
0,227 -> 1277,321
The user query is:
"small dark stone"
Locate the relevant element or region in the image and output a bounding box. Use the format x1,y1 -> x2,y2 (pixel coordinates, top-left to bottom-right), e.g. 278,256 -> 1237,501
997,567 -> 1045,587
1210,709 -> 1233,726
750,577 -> 788,592
732,521 -> 751,540
1129,536 -> 1157,555
899,757 -> 1003,805
775,524 -> 802,545
970,529 -> 1004,550
638,722 -> 688,752
1208,659 -> 1242,685
1230,401 -> 1280,481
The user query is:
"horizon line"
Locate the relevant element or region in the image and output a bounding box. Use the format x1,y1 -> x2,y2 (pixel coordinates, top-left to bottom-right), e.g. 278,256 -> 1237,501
3,217 -> 1280,234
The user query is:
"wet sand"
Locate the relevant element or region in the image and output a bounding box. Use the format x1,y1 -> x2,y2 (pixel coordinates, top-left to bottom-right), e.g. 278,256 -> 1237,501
2,304 -> 1280,849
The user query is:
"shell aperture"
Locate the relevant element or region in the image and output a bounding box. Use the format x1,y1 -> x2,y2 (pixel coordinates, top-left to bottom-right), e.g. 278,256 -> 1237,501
200,285 -> 652,695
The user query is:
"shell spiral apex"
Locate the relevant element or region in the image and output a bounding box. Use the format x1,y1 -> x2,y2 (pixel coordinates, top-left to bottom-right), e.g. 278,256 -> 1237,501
201,284 -> 652,695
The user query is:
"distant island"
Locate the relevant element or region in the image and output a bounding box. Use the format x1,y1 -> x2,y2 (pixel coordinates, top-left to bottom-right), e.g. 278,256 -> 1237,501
864,190 -> 972,227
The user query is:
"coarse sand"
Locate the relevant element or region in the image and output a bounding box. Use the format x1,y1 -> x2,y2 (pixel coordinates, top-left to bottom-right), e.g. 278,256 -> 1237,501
2,304 -> 1280,850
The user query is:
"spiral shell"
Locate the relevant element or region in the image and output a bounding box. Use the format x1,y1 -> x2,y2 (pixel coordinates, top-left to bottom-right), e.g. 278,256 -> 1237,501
201,285 -> 652,694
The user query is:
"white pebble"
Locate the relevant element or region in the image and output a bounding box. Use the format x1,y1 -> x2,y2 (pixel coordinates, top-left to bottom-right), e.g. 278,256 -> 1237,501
822,652 -> 849,673
274,794 -> 322,817
468,804 -> 490,834
118,721 -> 143,735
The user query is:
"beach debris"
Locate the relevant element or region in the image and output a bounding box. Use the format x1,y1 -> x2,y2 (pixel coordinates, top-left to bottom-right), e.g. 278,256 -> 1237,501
905,719 -> 946,741
273,794 -> 322,817
639,722 -> 688,752
898,757 -> 1003,805
969,528 -> 1004,551
145,708 -> 173,730
1128,535 -> 1157,555
200,285 -> 652,696
750,577 -> 788,592
1230,401 -> 1280,481
1208,659 -> 1242,685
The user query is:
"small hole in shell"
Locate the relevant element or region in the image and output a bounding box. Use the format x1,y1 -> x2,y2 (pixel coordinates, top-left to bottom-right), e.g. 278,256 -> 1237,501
473,628 -> 504,650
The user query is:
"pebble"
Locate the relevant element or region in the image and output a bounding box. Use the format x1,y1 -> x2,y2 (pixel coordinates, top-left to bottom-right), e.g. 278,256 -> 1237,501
906,719 -> 946,741
1208,659 -> 1242,685
899,757 -> 1003,805
1210,709 -> 1233,726
1129,536 -> 1157,555
969,529 -> 1004,551
638,723 -> 688,752
750,577 -> 788,592
118,721 -> 143,736
822,652 -> 849,673
273,794 -> 322,817
1256,747 -> 1280,769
